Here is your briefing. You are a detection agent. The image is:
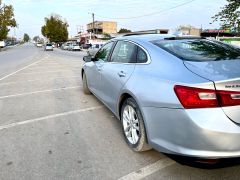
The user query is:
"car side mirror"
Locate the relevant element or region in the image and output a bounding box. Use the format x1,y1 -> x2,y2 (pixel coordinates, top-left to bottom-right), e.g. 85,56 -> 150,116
83,55 -> 93,62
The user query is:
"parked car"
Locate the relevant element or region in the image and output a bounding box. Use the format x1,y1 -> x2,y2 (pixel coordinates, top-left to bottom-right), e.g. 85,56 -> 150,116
81,44 -> 91,49
62,43 -> 70,50
61,44 -> 65,50
44,43 -> 53,51
71,44 -> 81,51
36,42 -> 43,47
88,43 -> 105,56
0,41 -> 6,48
67,43 -> 74,51
82,34 -> 240,159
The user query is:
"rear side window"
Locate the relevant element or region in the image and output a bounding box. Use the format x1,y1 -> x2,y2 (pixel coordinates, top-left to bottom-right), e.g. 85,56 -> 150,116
137,47 -> 148,63
95,42 -> 114,62
110,41 -> 137,63
152,39 -> 240,61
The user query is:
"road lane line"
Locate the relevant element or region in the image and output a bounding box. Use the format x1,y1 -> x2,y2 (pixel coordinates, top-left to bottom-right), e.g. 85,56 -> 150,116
118,158 -> 175,180
0,86 -> 81,99
0,55 -> 49,81
0,106 -> 103,130
0,76 -> 82,86
17,70 -> 77,75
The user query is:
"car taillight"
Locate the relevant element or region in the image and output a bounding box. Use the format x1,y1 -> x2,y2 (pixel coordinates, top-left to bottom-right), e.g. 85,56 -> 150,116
218,91 -> 240,107
174,85 -> 240,109
174,85 -> 218,109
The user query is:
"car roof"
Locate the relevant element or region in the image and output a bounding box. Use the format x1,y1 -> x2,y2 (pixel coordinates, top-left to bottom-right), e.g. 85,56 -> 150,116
115,34 -> 175,42
114,34 -> 202,44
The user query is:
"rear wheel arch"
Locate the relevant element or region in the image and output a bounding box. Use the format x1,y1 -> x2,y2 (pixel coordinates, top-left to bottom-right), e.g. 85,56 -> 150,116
118,93 -> 132,118
82,70 -> 91,95
118,93 -> 150,142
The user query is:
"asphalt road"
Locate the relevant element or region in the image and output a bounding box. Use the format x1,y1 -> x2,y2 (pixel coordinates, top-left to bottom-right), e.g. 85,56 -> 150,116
0,44 -> 42,79
1,44 -> 240,180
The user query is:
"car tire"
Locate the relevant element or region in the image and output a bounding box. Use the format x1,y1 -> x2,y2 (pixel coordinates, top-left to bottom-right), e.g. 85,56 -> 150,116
82,72 -> 91,95
121,98 -> 151,152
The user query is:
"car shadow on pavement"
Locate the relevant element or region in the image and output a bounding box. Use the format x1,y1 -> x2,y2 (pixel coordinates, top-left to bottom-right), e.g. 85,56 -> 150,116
165,154 -> 240,169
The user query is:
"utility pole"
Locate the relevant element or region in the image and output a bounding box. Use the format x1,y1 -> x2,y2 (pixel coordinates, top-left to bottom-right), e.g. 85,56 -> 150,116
0,0 -> 2,10
92,13 -> 95,34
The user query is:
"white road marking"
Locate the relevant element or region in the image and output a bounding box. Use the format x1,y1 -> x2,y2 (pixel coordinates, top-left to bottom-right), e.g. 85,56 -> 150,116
0,106 -> 103,130
30,66 -> 82,69
0,60 -> 42,81
118,158 -> 175,180
16,70 -> 76,75
0,55 -> 49,81
0,86 -> 81,99
27,66 -> 81,70
0,76 -> 82,86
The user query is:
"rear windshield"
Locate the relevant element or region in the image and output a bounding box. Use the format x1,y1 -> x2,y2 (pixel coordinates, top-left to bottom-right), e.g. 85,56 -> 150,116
152,39 -> 240,61
46,44 -> 52,46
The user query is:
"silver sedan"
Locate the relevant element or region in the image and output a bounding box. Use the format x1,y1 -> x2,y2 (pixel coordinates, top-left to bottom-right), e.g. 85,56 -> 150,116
44,43 -> 53,51
81,34 -> 240,159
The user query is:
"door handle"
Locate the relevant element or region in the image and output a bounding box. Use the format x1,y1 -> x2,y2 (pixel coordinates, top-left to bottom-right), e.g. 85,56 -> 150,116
118,71 -> 126,77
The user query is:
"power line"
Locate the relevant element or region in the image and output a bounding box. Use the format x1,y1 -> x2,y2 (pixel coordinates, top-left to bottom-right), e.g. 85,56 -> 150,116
95,0 -> 197,20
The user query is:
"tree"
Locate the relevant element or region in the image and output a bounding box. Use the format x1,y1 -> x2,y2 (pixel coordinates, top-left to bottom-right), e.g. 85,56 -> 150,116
212,0 -> 240,32
0,4 -> 17,40
33,36 -> 40,42
118,28 -> 132,33
23,33 -> 30,42
41,14 -> 68,42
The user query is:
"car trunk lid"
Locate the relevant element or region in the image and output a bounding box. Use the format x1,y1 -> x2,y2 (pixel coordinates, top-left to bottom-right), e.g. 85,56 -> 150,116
184,60 -> 240,123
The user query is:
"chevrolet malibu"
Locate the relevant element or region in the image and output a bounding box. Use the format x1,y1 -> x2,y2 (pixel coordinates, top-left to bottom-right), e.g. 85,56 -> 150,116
81,34 -> 240,159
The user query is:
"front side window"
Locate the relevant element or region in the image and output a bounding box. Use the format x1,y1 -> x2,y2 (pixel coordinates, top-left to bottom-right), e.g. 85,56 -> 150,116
152,39 -> 240,61
95,42 -> 114,62
110,41 -> 137,63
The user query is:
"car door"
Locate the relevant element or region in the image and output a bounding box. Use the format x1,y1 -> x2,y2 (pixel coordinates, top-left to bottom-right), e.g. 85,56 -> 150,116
86,41 -> 115,96
99,40 -> 137,112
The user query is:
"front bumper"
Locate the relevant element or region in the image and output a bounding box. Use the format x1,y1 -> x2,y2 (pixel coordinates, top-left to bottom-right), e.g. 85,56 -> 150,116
142,107 -> 240,158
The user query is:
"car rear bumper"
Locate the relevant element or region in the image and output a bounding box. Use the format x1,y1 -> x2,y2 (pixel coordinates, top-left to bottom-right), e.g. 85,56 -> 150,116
142,107 -> 240,158
45,48 -> 53,51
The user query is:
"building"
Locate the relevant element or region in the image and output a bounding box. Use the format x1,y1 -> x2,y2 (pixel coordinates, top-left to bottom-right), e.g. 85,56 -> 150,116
129,29 -> 169,35
87,21 -> 117,34
178,25 -> 201,36
113,29 -> 169,38
201,29 -> 236,38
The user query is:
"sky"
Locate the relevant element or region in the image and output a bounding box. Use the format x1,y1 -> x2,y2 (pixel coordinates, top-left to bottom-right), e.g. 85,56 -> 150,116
3,0 -> 227,39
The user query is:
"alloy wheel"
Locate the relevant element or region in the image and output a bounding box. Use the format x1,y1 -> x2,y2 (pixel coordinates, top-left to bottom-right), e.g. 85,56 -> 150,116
122,105 -> 140,145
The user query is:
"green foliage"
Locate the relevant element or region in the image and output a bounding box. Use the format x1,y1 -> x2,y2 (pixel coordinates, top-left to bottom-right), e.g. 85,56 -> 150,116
212,0 -> 240,32
23,33 -> 30,42
33,36 -> 40,42
118,28 -> 132,33
0,5 -> 17,40
41,14 -> 69,42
